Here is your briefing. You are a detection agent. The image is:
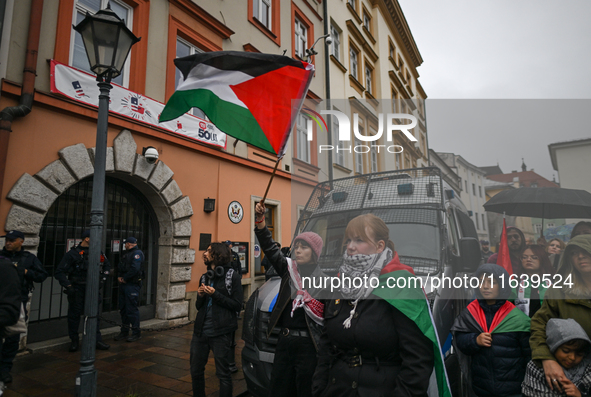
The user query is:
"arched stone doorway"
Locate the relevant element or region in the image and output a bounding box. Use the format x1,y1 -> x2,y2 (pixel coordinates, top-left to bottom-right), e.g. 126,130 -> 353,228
4,130 -> 195,344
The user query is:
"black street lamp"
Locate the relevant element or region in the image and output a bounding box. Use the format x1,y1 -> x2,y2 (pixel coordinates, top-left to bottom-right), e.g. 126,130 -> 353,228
73,4 -> 139,396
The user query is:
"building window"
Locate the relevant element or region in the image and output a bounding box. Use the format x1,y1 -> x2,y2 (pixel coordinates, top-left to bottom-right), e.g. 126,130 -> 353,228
349,46 -> 358,80
465,180 -> 468,192
391,88 -> 398,113
482,214 -> 486,230
405,68 -> 411,85
395,151 -> 401,170
332,114 -> 344,166
370,144 -> 378,173
531,182 -> 538,188
547,223 -> 555,228
472,183 -> 476,196
389,40 -> 395,61
296,113 -> 310,163
363,11 -> 371,32
355,137 -> 364,174
534,224 -> 542,234
294,18 -> 307,59
365,64 -> 373,95
256,203 -> 276,275
475,212 -> 480,230
330,24 -> 341,61
71,0 -> 132,87
176,37 -> 207,119
253,0 -> 272,29
478,185 -> 482,198
398,55 -> 405,78
347,0 -> 356,11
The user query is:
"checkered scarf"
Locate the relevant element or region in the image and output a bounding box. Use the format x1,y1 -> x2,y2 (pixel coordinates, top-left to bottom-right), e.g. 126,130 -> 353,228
339,248 -> 393,301
522,360 -> 591,397
287,258 -> 324,325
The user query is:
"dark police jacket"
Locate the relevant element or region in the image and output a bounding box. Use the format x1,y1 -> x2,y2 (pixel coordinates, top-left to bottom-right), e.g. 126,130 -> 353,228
55,244 -> 111,287
119,246 -> 144,285
194,262 -> 243,337
0,255 -> 21,330
1,247 -> 48,302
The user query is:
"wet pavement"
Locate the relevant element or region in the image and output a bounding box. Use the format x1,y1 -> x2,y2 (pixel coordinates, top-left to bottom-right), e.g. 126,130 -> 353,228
2,326 -> 247,397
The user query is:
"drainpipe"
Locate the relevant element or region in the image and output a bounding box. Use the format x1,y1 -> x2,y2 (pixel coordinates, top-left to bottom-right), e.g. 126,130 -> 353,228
323,0 -> 333,183
0,0 -> 43,197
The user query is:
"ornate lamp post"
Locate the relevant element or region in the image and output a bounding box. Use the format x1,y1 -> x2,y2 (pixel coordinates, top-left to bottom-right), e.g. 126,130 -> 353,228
73,4 -> 139,396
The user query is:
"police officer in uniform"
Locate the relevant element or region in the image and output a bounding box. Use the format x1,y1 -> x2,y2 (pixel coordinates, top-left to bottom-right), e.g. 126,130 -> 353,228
55,230 -> 111,352
113,237 -> 143,342
0,230 -> 48,383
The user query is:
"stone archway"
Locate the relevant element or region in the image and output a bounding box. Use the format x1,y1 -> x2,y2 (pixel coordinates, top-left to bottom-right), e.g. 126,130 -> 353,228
5,130 -> 195,323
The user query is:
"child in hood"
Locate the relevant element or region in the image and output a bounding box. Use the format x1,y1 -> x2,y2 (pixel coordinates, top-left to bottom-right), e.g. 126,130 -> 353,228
523,318 -> 591,397
452,263 -> 531,397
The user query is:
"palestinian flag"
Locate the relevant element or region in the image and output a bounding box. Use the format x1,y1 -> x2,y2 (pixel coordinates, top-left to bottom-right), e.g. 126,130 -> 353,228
372,253 -> 452,397
451,300 -> 530,335
159,51 -> 314,156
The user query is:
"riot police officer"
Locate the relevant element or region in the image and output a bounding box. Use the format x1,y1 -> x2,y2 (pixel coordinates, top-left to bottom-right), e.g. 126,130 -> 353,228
0,230 -> 48,383
113,237 -> 143,342
55,230 -> 111,352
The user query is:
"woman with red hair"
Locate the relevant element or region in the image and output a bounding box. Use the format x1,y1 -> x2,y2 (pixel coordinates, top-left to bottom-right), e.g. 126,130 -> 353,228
514,244 -> 555,318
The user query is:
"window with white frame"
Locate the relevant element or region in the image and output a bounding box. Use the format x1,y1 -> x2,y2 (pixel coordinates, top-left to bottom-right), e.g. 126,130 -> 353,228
370,126 -> 378,172
71,0 -> 132,87
347,0 -> 356,11
176,37 -> 207,119
330,24 -> 340,61
253,0 -> 271,30
295,18 -> 307,59
534,224 -> 542,234
349,46 -> 358,79
296,113 -> 310,163
332,113 -> 344,166
355,137 -> 364,174
395,152 -> 401,170
363,12 -> 371,32
365,64 -> 373,95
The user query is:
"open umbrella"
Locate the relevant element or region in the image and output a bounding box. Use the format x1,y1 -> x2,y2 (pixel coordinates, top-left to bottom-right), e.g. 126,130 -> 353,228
483,187 -> 591,236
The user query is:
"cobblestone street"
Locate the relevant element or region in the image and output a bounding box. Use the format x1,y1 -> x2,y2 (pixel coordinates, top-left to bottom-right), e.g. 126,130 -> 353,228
2,326 -> 247,397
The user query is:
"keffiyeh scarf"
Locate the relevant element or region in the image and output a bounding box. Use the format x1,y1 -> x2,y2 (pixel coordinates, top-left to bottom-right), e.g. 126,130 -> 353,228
287,258 -> 324,325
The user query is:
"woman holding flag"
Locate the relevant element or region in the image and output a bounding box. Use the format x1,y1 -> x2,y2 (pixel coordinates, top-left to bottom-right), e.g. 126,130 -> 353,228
312,214 -> 447,397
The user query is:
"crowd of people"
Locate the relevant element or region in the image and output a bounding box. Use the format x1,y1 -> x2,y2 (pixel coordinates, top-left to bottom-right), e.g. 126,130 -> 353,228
2,214 -> 591,397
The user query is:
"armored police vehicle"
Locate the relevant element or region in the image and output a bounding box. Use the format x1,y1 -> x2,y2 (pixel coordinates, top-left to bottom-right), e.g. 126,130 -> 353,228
242,167 -> 481,397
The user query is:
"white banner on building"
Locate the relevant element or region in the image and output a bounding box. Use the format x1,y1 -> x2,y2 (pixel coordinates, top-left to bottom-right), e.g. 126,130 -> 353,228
50,60 -> 227,149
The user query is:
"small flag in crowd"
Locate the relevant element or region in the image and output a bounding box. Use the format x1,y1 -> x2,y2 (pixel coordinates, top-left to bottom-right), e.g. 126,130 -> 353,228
159,51 -> 315,157
497,218 -> 513,275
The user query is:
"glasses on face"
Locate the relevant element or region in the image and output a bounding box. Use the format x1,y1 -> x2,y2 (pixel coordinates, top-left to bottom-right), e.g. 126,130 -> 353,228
521,255 -> 539,261
508,235 -> 520,240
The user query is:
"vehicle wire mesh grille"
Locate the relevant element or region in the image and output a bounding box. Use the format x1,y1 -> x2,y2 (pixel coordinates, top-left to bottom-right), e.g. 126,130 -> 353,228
257,311 -> 279,353
299,168 -> 444,222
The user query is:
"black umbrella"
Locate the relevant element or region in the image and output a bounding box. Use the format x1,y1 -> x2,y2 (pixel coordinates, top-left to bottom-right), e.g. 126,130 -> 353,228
484,187 -> 591,236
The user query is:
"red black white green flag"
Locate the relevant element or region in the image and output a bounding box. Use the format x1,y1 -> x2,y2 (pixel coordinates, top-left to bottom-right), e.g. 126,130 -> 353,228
451,300 -> 531,335
159,51 -> 315,157
497,218 -> 514,275
372,254 -> 453,397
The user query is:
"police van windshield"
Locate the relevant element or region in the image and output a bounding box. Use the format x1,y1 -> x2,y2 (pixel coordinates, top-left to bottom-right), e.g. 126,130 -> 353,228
300,208 -> 441,275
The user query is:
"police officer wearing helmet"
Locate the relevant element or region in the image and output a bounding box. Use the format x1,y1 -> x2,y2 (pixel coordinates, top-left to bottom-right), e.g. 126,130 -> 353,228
54,230 -> 111,352
114,237 -> 143,342
0,230 -> 48,384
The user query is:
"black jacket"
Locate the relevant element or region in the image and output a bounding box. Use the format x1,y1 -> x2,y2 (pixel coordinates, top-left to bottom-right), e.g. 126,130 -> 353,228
119,246 -> 143,284
1,247 -> 48,302
55,244 -> 111,287
313,298 -> 434,397
454,299 -> 531,397
0,255 -> 21,330
255,226 -> 326,351
194,262 -> 243,337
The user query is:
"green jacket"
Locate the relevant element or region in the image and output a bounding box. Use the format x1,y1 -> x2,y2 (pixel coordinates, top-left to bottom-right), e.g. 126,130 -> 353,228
530,288 -> 591,361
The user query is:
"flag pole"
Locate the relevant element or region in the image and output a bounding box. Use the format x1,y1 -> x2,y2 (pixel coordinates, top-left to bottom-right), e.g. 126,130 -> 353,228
261,156 -> 282,205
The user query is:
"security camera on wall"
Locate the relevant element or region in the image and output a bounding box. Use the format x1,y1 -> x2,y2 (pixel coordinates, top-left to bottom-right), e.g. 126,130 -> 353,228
325,35 -> 333,46
142,146 -> 159,164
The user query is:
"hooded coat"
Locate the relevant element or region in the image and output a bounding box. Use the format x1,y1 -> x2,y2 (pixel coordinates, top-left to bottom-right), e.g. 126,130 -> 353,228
452,264 -> 531,397
530,235 -> 591,363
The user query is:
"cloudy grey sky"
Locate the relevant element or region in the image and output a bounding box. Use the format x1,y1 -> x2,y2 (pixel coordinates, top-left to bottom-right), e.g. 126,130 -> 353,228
397,0 -> 591,180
